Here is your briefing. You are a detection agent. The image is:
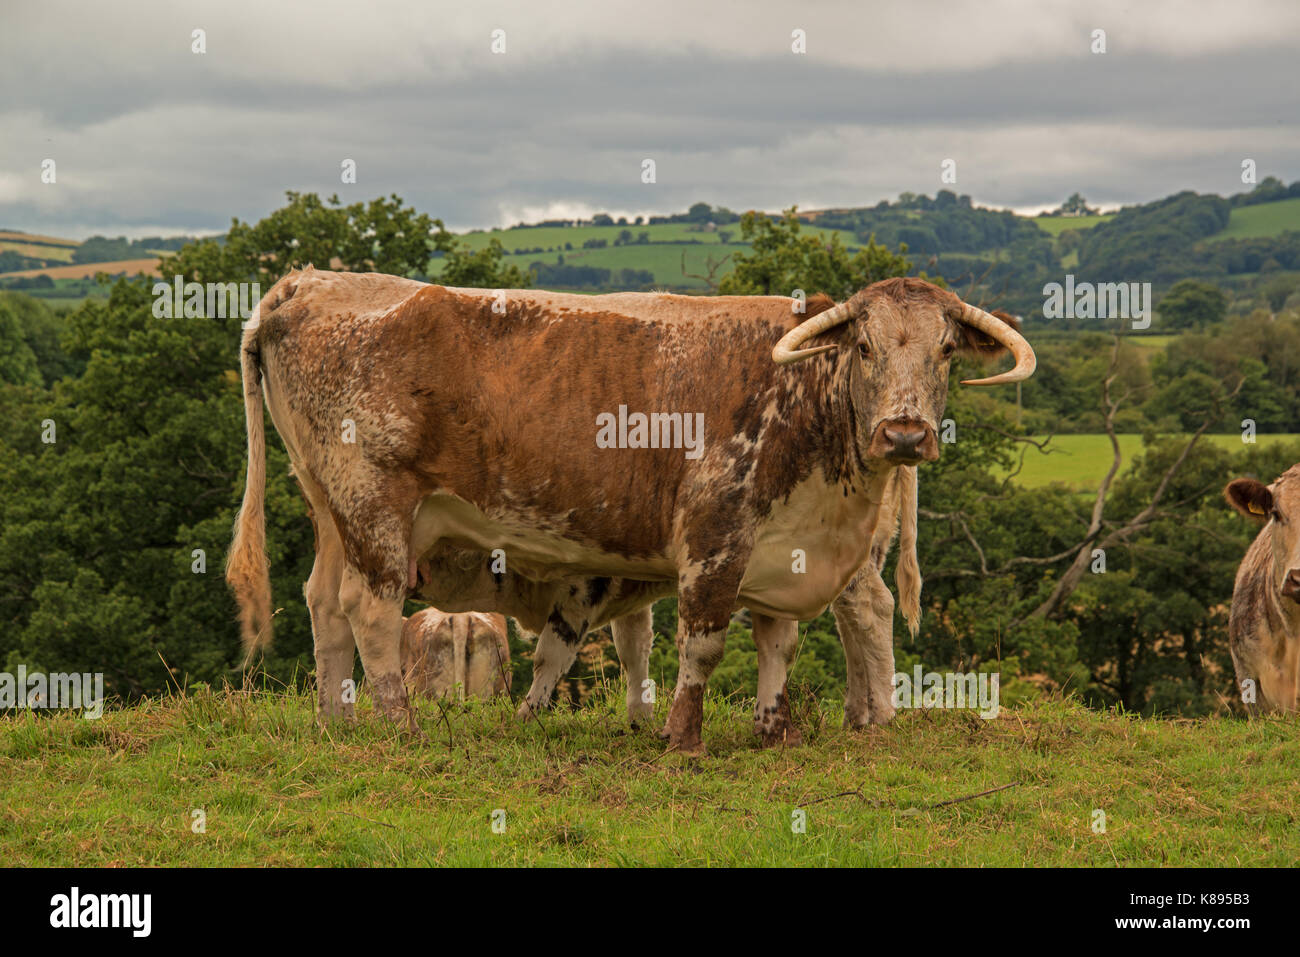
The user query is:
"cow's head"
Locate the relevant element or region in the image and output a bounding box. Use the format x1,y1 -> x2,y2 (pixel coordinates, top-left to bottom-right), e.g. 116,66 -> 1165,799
1226,465 -> 1300,603
772,277 -> 1035,465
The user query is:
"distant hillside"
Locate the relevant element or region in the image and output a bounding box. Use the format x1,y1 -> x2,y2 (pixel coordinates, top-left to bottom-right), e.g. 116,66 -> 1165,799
1210,196 -> 1300,241
1,258 -> 163,281
0,231 -> 197,279
4,181 -> 1298,316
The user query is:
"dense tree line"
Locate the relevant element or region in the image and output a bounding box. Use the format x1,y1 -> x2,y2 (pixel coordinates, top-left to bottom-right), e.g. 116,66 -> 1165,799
528,262 -> 654,289
71,234 -> 196,265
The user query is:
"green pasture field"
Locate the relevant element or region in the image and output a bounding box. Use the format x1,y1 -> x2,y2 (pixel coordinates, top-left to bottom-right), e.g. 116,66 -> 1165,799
1002,433 -> 1300,490
1031,214 -> 1115,236
1126,334 -> 1177,351
2,686 -> 1296,866
431,240 -> 751,290
1212,198 -> 1300,241
453,220 -> 859,251
433,221 -> 865,288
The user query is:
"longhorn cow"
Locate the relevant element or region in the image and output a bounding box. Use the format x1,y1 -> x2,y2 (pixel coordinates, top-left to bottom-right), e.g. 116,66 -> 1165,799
226,269 -> 1034,754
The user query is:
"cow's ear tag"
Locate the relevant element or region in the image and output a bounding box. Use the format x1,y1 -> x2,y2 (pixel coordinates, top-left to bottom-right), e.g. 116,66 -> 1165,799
1248,501 -> 1266,515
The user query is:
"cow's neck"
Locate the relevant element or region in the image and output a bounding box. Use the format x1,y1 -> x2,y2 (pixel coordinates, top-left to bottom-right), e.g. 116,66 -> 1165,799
755,353 -> 892,508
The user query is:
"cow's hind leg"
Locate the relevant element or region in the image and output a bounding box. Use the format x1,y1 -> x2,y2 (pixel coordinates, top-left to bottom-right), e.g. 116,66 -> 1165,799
516,606 -> 590,721
339,560 -> 412,731
832,566 -> 897,729
611,607 -> 654,726
304,511 -> 356,721
752,613 -> 802,747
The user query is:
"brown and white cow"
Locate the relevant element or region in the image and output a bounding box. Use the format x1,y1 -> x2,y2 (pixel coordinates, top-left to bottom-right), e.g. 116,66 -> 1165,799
401,608 -> 510,701
226,268 -> 1033,754
1225,464 -> 1300,713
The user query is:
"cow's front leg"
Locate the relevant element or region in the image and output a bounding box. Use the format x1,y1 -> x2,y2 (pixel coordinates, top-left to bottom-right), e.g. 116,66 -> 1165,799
660,561 -> 745,756
832,565 -> 897,729
752,613 -> 802,746
516,606 -> 589,721
611,607 -> 654,726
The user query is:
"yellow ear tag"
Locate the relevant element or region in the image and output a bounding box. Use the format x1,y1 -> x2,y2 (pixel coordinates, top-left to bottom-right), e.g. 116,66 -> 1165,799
1248,502 -> 1266,515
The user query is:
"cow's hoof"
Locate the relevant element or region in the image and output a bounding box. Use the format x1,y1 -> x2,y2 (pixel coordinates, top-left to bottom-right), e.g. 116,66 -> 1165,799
756,723 -> 803,748
315,705 -> 357,727
658,726 -> 706,757
515,699 -> 545,723
659,685 -> 706,755
869,707 -> 896,726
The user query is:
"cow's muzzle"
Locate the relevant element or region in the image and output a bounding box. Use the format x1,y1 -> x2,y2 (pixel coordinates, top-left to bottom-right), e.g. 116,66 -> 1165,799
1283,569 -> 1300,603
867,419 -> 939,463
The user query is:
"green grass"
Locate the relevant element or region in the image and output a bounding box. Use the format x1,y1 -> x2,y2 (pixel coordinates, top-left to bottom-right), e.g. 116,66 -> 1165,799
1031,214 -> 1115,237
1003,433 -> 1300,490
2,686 -> 1296,865
1125,334 -> 1178,351
455,220 -> 858,251
433,241 -> 751,289
0,240 -> 76,262
1212,198 -> 1300,242
435,221 -> 863,288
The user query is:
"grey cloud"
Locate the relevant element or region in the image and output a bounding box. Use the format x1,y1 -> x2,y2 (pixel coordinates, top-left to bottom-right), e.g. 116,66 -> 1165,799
1,6 -> 1295,238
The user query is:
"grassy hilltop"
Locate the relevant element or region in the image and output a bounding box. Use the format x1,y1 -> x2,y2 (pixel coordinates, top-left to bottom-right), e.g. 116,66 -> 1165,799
3,685 -> 1297,866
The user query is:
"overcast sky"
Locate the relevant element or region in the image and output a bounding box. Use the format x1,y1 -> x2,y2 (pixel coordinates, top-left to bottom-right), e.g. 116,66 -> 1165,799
3,0 -> 1298,239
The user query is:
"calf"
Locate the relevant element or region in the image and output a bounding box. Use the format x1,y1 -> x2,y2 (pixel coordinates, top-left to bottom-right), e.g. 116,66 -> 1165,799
401,608 -> 510,701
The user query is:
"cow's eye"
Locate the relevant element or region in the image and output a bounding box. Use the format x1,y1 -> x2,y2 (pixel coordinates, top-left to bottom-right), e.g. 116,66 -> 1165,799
941,341 -> 956,358
1271,507 -> 1285,524
857,343 -> 872,360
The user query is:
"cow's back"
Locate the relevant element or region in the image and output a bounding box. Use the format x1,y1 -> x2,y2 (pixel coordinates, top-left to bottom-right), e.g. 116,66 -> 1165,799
401,608 -> 509,700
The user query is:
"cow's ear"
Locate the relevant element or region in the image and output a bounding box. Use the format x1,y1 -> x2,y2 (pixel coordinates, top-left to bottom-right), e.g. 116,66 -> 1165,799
1225,478 -> 1273,523
952,307 -> 1019,358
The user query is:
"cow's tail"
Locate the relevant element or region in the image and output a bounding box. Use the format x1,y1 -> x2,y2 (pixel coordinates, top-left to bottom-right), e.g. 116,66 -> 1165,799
895,465 -> 921,638
226,303 -> 274,658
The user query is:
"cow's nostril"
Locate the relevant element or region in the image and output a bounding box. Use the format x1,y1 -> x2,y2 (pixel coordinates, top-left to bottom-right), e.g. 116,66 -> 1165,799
885,428 -> 924,453
1283,571 -> 1300,599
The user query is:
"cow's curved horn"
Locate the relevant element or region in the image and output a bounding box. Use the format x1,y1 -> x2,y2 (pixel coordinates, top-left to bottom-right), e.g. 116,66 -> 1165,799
772,301 -> 853,364
954,303 -> 1036,386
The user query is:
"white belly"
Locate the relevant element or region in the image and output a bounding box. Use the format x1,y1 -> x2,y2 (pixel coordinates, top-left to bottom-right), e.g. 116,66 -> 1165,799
412,467 -> 888,619
410,492 -> 676,582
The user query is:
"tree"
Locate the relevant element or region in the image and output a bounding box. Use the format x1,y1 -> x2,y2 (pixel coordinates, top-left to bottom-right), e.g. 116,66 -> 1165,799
718,207 -> 922,299
1157,279 -> 1228,330
1055,192 -> 1097,217
0,296 -> 46,387
686,202 -> 712,223
162,190 -> 527,291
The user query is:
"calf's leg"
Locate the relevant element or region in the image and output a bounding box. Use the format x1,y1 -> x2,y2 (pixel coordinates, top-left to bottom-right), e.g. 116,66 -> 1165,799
516,607 -> 590,721
611,607 -> 655,726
